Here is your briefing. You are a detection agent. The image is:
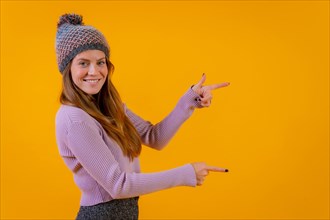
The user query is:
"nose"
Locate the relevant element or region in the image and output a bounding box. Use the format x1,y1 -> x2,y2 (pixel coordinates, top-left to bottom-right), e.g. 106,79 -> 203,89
88,64 -> 97,75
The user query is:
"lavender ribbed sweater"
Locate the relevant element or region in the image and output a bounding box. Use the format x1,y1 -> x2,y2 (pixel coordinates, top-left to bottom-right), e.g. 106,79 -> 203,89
55,88 -> 202,206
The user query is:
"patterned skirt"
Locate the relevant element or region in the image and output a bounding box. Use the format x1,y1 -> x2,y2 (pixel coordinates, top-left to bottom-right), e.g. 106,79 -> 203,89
76,197 -> 139,220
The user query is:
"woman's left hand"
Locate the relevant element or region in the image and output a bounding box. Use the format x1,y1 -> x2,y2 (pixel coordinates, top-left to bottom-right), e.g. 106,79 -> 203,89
191,73 -> 230,107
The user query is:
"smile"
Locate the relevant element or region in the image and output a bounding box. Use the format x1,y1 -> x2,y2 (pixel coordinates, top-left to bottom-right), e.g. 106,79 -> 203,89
83,79 -> 100,83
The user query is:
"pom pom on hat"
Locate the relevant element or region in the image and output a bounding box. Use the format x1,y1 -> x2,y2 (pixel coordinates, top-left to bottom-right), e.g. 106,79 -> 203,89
57,13 -> 83,28
55,13 -> 110,73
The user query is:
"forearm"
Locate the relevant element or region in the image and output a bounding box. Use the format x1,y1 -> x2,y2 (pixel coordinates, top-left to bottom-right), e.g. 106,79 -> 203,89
126,88 -> 202,150
106,164 -> 196,199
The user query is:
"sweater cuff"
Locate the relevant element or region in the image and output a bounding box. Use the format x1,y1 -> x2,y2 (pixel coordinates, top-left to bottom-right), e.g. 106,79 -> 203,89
180,164 -> 197,187
184,88 -> 204,109
174,88 -> 203,120
181,88 -> 204,109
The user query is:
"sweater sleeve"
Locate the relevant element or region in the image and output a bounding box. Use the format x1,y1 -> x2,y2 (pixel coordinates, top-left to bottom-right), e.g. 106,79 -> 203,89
125,88 -> 203,150
67,121 -> 197,200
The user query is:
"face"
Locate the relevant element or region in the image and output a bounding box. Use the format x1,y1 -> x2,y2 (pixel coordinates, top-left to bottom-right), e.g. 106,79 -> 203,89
70,50 -> 108,95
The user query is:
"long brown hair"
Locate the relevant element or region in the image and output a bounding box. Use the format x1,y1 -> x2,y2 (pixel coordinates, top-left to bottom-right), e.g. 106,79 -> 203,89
60,59 -> 142,161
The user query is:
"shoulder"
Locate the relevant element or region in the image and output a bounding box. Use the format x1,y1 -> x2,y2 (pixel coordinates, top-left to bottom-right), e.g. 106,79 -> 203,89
56,105 -> 91,124
55,105 -> 103,143
55,105 -> 101,134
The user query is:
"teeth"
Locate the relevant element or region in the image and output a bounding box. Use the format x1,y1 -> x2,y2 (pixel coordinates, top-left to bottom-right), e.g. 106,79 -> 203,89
84,79 -> 99,82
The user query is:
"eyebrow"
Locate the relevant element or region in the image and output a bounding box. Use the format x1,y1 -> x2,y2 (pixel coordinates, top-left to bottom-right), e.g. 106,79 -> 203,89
76,57 -> 106,62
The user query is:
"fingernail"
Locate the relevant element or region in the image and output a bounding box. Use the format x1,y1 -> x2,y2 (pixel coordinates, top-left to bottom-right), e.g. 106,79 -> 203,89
225,169 -> 229,172
202,73 -> 205,76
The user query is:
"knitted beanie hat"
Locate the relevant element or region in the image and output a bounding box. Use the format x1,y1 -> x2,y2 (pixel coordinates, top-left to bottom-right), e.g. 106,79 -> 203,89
55,14 -> 110,73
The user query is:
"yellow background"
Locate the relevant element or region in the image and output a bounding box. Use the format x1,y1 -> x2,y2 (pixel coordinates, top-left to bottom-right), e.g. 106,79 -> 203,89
1,1 -> 329,219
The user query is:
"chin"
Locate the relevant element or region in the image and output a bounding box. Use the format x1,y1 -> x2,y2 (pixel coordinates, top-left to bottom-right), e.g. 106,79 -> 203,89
84,89 -> 102,95
88,91 -> 101,95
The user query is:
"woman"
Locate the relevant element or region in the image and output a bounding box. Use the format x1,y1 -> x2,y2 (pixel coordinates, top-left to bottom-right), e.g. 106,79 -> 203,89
55,13 -> 229,220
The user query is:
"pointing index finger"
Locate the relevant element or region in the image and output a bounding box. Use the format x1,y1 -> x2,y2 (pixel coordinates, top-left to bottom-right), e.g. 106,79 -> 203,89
206,166 -> 229,172
206,82 -> 230,90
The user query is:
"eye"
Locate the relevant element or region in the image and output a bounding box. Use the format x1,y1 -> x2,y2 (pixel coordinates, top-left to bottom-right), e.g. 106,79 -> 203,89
98,60 -> 106,66
79,62 -> 88,67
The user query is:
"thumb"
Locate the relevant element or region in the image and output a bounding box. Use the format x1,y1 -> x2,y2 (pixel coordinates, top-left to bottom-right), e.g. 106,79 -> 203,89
195,73 -> 206,87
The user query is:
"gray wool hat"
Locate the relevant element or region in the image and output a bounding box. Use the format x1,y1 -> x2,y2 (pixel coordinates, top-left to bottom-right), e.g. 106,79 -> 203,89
55,13 -> 110,73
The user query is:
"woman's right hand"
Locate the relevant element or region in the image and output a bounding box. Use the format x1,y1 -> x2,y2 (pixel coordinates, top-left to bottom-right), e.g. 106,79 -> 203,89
191,162 -> 228,186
